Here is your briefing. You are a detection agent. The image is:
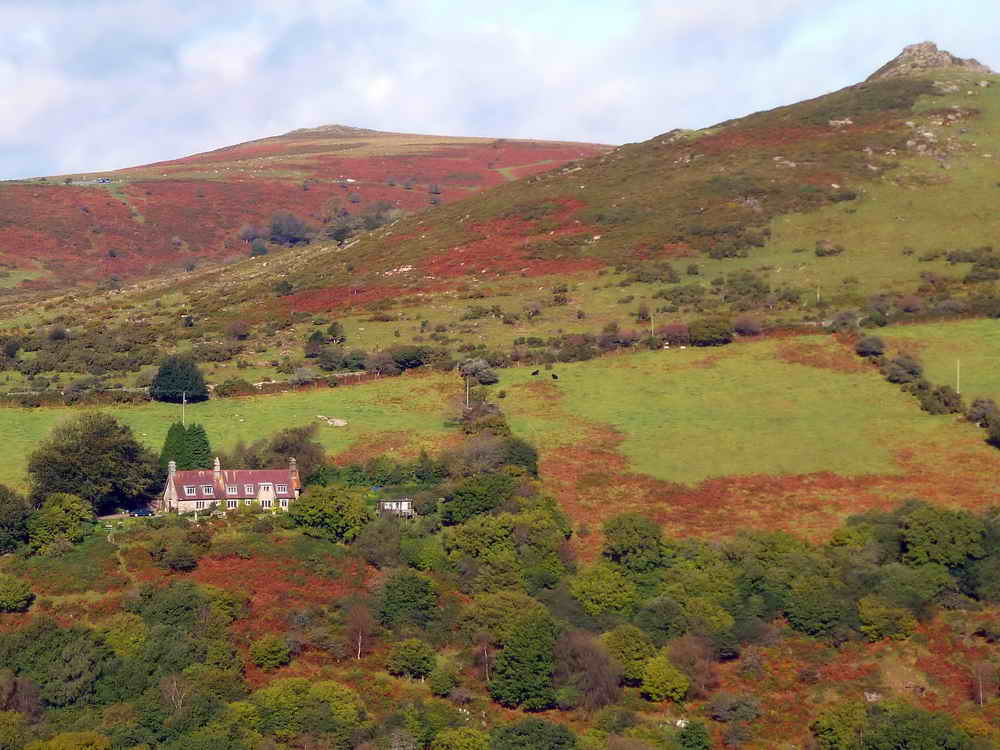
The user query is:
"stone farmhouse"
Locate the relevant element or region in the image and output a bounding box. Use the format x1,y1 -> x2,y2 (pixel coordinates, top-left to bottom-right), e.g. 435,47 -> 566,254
161,457 -> 301,513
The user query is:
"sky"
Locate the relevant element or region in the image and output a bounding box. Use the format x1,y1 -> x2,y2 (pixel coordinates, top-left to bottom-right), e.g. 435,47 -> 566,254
2,0 -> 998,179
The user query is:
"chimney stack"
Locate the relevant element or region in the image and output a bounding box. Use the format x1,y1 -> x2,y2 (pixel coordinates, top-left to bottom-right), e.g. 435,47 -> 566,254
168,460 -> 176,476
213,456 -> 222,482
289,457 -> 300,494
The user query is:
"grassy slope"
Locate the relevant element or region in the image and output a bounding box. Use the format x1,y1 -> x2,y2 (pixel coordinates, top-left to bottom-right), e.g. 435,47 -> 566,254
6,335 -> 999,546
0,129 -> 607,288
881,318 -> 1000,400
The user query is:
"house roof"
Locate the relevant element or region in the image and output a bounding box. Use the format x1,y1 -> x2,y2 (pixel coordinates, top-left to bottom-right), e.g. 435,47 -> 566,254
168,468 -> 299,500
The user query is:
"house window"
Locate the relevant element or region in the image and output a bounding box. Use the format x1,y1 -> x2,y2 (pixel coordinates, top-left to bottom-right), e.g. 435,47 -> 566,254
280,498 -> 288,509
260,482 -> 273,491
202,485 -> 214,495
276,484 -> 288,494
183,485 -> 196,496
262,499 -> 272,509
227,500 -> 237,509
244,484 -> 254,494
226,485 -> 238,495
244,499 -> 253,506
195,501 -> 205,510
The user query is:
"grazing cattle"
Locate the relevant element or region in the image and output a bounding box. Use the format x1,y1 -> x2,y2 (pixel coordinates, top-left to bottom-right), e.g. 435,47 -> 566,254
531,370 -> 540,376
551,374 -> 559,380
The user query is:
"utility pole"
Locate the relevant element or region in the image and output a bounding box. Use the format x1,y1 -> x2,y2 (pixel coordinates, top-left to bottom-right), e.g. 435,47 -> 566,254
957,359 -> 961,394
465,375 -> 471,409
182,391 -> 187,426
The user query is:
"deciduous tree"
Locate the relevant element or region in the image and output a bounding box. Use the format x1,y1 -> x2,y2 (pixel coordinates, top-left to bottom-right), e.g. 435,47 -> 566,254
27,413 -> 160,513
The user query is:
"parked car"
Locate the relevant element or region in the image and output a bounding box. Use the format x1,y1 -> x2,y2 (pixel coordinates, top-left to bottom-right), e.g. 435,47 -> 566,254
130,508 -> 154,517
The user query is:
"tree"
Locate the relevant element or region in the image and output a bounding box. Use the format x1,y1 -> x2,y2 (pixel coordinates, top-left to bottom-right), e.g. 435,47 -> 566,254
250,633 -> 291,671
27,413 -> 160,513
602,625 -> 656,684
27,493 -> 93,551
857,595 -> 916,642
431,728 -> 489,750
490,718 -> 576,750
377,571 -> 438,628
0,575 -> 32,613
290,484 -> 372,541
490,612 -> 559,710
640,649 -> 689,702
185,423 -> 213,469
25,732 -> 112,750
902,505 -> 985,568
569,563 -> 639,617
150,355 -> 209,403
677,721 -> 712,750
159,422 -> 187,471
553,631 -> 621,711
0,486 -> 30,554
387,638 -> 436,679
602,513 -> 664,574
442,473 -> 517,525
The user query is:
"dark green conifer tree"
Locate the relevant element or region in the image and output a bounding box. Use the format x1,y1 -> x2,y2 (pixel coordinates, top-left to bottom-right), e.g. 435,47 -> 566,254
150,355 -> 208,403
159,422 -> 187,470
184,424 -> 213,469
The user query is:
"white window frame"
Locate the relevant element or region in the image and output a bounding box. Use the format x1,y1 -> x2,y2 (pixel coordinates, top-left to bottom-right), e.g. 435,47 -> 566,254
183,485 -> 196,497
260,482 -> 273,491
202,485 -> 214,495
244,484 -> 254,495
262,499 -> 272,509
279,498 -> 288,509
195,501 -> 205,510
244,498 -> 253,506
227,499 -> 237,509
226,485 -> 238,495
276,484 -> 288,494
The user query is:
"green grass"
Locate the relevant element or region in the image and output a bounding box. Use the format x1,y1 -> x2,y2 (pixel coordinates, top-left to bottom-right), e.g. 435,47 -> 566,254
0,374 -> 457,487
502,336 -> 972,485
881,318 -> 1000,401
0,333 -> 987,492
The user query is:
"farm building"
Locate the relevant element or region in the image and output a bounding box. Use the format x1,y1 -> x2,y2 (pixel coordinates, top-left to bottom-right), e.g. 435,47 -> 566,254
161,456 -> 301,513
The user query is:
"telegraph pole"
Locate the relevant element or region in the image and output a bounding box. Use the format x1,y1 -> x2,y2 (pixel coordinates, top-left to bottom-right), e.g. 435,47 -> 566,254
182,392 -> 187,426
957,359 -> 961,395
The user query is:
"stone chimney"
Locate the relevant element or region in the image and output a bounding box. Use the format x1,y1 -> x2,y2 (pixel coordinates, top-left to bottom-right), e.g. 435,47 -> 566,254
289,457 -> 300,494
213,456 -> 222,483
168,460 -> 176,477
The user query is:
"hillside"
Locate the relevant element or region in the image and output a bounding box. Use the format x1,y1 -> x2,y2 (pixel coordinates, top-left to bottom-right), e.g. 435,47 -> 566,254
0,127 -> 607,289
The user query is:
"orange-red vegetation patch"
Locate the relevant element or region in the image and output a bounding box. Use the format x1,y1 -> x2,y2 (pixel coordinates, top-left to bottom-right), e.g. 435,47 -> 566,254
190,553 -> 368,633
547,425 -> 1000,560
421,198 -> 605,279
776,339 -> 869,374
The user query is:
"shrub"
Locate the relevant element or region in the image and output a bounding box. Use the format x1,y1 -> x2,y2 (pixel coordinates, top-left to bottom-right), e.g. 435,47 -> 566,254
709,692 -> 761,723
855,335 -> 884,357
688,317 -> 733,347
882,354 -> 922,383
250,633 -> 291,670
641,649 -> 689,702
387,638 -> 436,679
968,398 -> 999,426
429,665 -> 458,696
0,575 -> 33,612
733,315 -> 762,336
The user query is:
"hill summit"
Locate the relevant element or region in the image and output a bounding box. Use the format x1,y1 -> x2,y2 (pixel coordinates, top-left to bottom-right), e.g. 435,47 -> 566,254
867,41 -> 993,81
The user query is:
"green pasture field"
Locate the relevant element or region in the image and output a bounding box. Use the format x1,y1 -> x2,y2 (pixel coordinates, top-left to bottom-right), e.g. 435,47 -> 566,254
881,318 -> 1000,402
502,335 -> 977,485
0,372 -> 458,488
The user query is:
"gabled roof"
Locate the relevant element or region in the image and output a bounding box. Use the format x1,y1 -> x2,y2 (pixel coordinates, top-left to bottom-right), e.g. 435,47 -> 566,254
168,467 -> 298,500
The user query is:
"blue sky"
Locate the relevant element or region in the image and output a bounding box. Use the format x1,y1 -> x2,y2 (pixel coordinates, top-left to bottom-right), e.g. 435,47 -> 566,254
1,0 -> 997,179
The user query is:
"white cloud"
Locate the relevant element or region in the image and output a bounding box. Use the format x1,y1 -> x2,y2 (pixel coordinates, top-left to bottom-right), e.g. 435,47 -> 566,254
0,0 -> 999,178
